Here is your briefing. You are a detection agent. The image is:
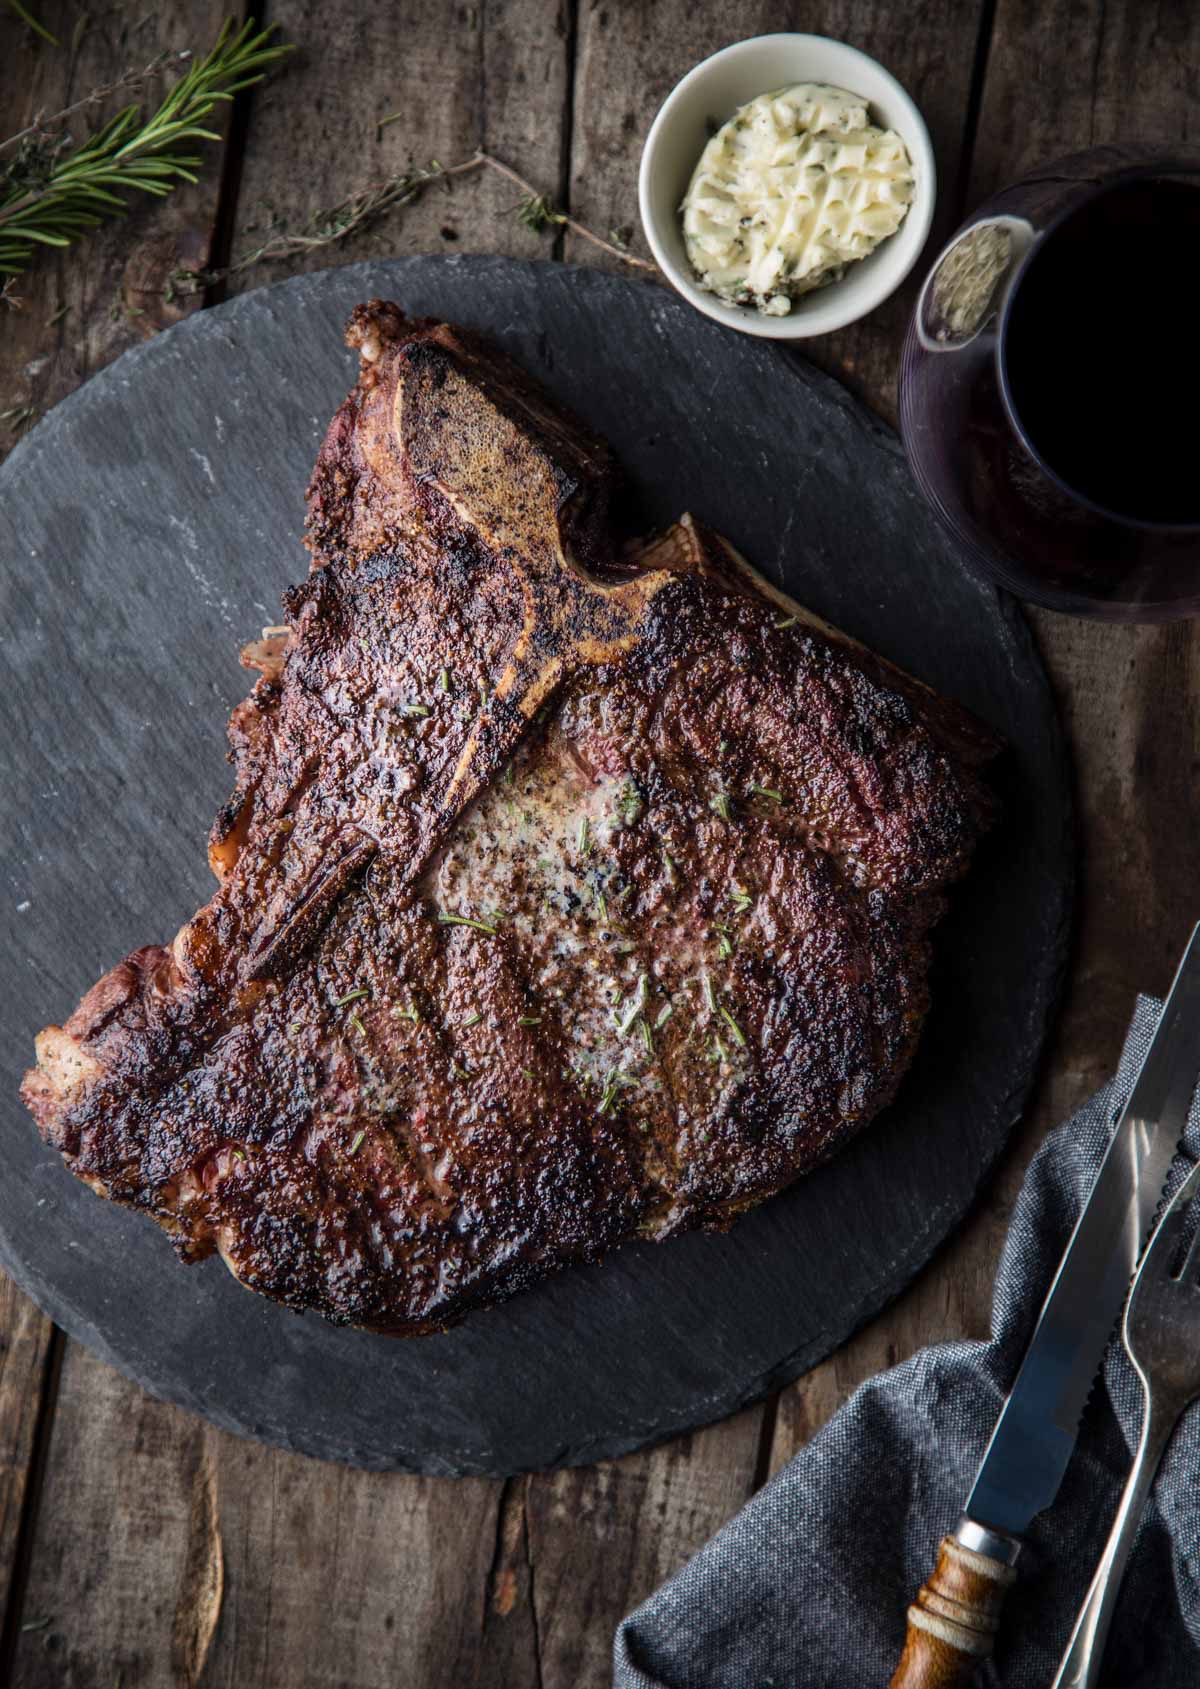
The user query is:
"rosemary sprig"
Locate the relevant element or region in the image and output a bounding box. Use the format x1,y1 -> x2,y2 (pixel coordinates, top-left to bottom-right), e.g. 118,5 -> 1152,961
332,987 -> 369,1007
774,615 -> 798,630
461,1011 -> 484,1028
0,20 -> 293,278
349,1129 -> 366,1155
729,886 -> 753,915
709,792 -> 733,822
749,784 -> 782,803
348,1012 -> 367,1038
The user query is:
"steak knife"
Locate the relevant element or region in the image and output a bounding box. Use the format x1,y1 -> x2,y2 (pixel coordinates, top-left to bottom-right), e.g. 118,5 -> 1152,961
889,922 -> 1200,1688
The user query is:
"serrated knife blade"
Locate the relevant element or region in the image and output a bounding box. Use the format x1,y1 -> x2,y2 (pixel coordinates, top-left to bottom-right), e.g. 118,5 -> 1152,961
890,925 -> 1200,1689
964,921 -> 1200,1538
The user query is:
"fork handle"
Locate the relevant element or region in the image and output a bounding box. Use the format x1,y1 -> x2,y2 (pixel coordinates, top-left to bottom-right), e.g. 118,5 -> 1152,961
1050,1389 -> 1176,1688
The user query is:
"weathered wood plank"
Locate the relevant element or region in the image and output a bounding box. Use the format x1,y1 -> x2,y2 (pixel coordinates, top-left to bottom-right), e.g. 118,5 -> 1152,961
200,1442 -> 522,1689
223,0 -> 575,297
0,0 -> 231,1659
523,1411 -> 764,1687
771,0 -> 1200,1471
566,0 -> 990,424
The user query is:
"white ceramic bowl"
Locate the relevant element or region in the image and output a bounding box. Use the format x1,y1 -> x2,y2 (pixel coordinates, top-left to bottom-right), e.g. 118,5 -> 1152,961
639,34 -> 936,339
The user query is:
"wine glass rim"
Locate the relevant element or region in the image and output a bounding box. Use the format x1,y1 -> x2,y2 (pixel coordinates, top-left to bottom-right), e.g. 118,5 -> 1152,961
996,165 -> 1200,536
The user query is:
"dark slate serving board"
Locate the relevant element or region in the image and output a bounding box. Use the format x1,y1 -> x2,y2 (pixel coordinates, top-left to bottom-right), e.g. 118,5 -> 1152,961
0,258 -> 1071,1475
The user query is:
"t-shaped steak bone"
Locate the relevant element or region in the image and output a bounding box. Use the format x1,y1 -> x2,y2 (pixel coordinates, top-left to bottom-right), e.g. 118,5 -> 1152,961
21,302 -> 998,1333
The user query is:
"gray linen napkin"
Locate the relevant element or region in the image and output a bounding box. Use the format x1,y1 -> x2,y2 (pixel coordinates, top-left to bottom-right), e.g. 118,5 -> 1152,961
614,997 -> 1200,1689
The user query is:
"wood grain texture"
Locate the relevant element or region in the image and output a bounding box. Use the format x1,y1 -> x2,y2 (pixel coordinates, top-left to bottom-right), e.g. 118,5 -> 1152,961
223,0 -> 574,297
566,0 -> 990,421
523,1412 -> 765,1687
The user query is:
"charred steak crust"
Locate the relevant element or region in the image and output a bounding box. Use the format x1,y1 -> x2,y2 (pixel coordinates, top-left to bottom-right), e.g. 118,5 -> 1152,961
22,303 -> 999,1334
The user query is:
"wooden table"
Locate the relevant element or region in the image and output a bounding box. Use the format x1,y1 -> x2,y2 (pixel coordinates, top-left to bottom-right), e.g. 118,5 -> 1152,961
1,3 -> 1196,1683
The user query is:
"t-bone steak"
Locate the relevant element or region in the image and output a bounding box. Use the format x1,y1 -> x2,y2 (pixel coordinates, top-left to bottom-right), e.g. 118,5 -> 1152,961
21,302 -> 998,1334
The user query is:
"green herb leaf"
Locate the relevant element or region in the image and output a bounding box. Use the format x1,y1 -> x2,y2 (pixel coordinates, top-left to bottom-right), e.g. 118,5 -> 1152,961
349,1129 -> 366,1155
718,1006 -> 747,1048
349,1012 -> 367,1037
390,1003 -> 420,1023
709,792 -> 732,821
438,666 -> 450,692
577,815 -> 591,855
749,784 -> 782,803
437,910 -> 498,935
462,1011 -> 483,1028
518,1015 -> 542,1026
332,987 -> 369,1007
774,615 -> 798,629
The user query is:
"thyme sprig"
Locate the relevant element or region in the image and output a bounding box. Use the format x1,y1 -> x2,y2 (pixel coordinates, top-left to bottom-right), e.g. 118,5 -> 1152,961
168,148 -> 654,298
0,20 -> 292,278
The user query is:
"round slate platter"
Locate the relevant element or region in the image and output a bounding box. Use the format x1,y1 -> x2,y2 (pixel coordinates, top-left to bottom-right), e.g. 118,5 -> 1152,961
0,257 -> 1072,1475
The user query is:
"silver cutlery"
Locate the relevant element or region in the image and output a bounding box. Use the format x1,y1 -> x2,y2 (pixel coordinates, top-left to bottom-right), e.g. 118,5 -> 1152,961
1050,1158 -> 1200,1688
891,923 -> 1200,1688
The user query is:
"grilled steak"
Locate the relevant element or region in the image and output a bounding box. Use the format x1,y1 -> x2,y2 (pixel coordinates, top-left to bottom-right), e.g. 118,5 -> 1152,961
22,302 -> 998,1333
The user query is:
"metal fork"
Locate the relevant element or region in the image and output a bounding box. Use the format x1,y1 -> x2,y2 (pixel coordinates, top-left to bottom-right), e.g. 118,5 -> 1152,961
1051,1158 -> 1200,1688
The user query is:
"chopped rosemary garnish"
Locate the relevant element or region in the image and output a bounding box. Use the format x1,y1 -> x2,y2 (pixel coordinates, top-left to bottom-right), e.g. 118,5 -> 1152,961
714,925 -> 733,959
655,1003 -> 674,1029
349,1129 -> 366,1155
401,702 -> 430,718
749,785 -> 782,803
577,816 -> 591,855
438,666 -> 450,692
729,886 -> 753,915
521,1066 -> 535,1081
597,1068 -> 621,1115
462,1011 -> 483,1028
518,1015 -> 543,1026
451,1062 -> 469,1081
232,1148 -> 246,1162
774,615 -> 798,629
709,792 -> 732,821
708,1035 -> 728,1064
332,987 -> 369,1007
437,911 -> 498,935
661,846 -> 677,882
349,1012 -> 367,1037
718,1006 -> 747,1048
639,1019 -> 653,1056
595,890 -> 608,922
617,975 -> 649,1034
718,738 -> 729,756
390,1004 -> 420,1023
700,972 -> 717,1013
616,779 -> 643,825
477,678 -> 488,706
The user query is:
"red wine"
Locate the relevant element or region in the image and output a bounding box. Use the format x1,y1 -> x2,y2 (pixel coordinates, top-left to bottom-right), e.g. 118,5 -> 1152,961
1001,177 -> 1200,527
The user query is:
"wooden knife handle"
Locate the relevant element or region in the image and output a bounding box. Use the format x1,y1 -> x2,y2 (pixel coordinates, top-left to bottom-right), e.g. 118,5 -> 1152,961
889,1533 -> 1018,1688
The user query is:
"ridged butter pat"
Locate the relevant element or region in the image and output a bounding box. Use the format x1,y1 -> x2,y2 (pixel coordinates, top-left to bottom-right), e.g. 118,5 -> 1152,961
681,83 -> 915,316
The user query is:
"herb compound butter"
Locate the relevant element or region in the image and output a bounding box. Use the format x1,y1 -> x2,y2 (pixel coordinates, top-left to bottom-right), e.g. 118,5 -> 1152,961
681,84 -> 915,316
